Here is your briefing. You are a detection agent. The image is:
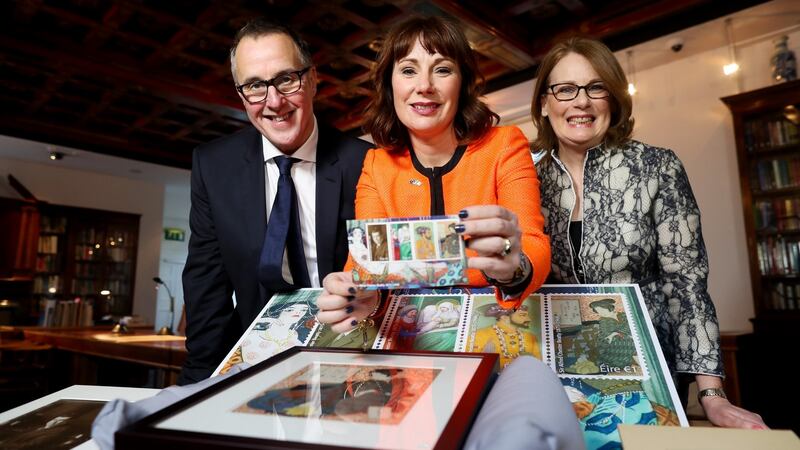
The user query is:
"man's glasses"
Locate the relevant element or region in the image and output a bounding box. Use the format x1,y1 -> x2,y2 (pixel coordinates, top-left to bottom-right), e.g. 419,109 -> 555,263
547,82 -> 610,101
236,67 -> 311,104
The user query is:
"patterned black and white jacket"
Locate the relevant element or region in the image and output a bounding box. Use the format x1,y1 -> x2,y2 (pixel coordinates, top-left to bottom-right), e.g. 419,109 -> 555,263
536,139 -> 723,377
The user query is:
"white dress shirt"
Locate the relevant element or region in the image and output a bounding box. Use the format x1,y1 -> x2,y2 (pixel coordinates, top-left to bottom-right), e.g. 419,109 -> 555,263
262,118 -> 319,288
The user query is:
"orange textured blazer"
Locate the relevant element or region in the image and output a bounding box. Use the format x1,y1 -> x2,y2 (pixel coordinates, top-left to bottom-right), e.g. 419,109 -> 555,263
351,126 -> 550,308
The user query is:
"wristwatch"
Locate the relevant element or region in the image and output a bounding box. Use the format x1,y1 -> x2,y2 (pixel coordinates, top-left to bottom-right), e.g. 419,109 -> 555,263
697,388 -> 727,402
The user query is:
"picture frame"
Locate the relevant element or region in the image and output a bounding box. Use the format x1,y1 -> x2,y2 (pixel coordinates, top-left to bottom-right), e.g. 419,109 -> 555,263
0,385 -> 158,450
117,347 -> 497,450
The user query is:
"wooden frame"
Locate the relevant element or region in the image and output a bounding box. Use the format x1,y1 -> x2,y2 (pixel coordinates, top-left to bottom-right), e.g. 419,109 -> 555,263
116,347 -> 497,450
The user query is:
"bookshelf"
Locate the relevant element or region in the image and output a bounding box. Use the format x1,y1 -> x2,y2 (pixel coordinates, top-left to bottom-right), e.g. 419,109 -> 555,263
30,204 -> 140,327
722,79 -> 800,336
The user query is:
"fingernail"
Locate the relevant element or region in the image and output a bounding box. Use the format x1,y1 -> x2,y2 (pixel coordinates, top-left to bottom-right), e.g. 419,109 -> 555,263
347,295 -> 355,302
350,320 -> 358,326
458,210 -> 468,219
348,287 -> 356,294
454,224 -> 466,233
345,305 -> 354,314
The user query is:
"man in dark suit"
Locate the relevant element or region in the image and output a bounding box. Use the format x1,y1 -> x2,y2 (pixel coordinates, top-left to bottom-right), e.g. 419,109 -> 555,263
179,19 -> 370,384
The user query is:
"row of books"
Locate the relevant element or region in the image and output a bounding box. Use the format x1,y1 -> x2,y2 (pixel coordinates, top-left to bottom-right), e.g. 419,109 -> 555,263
767,282 -> 800,311
35,254 -> 61,273
70,278 -> 130,296
39,299 -> 94,327
32,275 -> 62,294
752,158 -> 800,192
74,244 -> 131,262
37,235 -> 59,254
744,117 -> 800,152
74,261 -> 100,278
757,236 -> 800,276
754,197 -> 800,231
40,215 -> 67,234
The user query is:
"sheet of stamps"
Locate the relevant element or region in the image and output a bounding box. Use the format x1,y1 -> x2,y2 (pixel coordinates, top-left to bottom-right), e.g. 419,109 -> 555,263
547,293 -> 648,380
216,285 -> 685,450
347,216 -> 468,289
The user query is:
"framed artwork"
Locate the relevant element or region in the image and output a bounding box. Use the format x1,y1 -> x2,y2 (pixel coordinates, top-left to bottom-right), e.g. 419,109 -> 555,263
0,385 -> 158,450
117,348 -> 497,450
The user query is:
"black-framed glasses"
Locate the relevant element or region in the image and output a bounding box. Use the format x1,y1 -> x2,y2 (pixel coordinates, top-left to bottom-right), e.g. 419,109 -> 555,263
236,67 -> 311,103
547,82 -> 610,101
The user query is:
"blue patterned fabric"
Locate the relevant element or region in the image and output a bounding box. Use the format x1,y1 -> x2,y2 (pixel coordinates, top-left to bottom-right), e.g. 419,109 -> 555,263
537,140 -> 722,376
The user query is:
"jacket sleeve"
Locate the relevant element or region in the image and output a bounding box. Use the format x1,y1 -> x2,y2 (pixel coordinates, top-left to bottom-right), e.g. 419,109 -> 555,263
653,149 -> 722,376
179,148 -> 236,384
343,149 -> 388,273
494,127 -> 551,308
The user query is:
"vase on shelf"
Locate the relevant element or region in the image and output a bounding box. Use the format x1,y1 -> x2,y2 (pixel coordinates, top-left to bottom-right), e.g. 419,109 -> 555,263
770,35 -> 797,83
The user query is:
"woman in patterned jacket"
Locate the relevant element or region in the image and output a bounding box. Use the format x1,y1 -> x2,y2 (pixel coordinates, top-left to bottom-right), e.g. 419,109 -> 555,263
531,36 -> 766,429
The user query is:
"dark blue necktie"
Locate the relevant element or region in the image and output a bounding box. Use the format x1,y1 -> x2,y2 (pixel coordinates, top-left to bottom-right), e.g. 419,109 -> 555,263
258,156 -> 311,291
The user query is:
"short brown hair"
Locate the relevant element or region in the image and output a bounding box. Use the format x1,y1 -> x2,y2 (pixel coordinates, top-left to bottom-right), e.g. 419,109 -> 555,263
363,16 -> 498,151
531,37 -> 634,154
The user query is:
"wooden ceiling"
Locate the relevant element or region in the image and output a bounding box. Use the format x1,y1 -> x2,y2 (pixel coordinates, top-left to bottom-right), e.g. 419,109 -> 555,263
0,0 -> 766,168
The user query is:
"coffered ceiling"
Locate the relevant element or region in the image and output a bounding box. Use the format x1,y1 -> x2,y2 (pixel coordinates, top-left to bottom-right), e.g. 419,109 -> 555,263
0,0 -> 766,168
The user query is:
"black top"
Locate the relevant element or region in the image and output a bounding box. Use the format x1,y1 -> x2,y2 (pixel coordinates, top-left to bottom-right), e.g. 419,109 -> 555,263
569,220 -> 585,283
409,145 -> 467,215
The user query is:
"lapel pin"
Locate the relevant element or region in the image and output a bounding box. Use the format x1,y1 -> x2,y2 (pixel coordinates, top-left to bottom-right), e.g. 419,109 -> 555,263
409,179 -> 422,186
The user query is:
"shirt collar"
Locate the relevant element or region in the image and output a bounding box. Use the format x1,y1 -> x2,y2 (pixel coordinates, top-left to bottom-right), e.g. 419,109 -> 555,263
261,117 -> 319,163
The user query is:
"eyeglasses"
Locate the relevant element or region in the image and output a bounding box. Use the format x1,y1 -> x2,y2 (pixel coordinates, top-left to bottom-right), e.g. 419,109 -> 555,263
547,82 -> 610,101
236,67 -> 311,104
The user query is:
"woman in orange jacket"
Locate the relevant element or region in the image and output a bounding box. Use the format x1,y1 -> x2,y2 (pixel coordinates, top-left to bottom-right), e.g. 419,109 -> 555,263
316,16 -> 550,333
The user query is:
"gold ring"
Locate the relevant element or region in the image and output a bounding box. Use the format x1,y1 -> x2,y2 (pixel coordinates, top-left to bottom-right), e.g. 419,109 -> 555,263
500,238 -> 512,257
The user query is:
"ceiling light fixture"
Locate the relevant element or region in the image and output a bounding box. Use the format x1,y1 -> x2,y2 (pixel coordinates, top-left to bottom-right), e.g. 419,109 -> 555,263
723,18 -> 739,76
49,151 -> 64,160
626,50 -> 637,96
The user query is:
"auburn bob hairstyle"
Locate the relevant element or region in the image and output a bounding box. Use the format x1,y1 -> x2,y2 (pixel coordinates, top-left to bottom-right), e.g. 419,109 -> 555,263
363,15 -> 498,151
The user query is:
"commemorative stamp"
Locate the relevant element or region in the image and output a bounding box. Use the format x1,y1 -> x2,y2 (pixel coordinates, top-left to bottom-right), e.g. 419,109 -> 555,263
548,293 -> 647,380
375,293 -> 469,352
465,294 -> 544,370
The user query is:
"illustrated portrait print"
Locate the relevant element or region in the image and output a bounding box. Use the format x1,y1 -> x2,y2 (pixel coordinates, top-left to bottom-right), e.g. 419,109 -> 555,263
466,294 -> 543,370
384,295 -> 465,352
234,363 -> 440,425
412,222 -> 436,260
391,223 -> 413,261
550,294 -> 644,378
437,220 -> 461,259
367,224 -> 389,262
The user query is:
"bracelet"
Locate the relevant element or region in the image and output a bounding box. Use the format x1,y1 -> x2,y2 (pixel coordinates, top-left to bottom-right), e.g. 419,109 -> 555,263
483,253 -> 531,288
367,291 -> 389,318
697,388 -> 726,402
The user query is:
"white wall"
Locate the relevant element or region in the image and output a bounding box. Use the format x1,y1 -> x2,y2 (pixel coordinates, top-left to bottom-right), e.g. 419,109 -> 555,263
155,184 -> 191,331
0,157 -> 165,325
627,30 -> 800,332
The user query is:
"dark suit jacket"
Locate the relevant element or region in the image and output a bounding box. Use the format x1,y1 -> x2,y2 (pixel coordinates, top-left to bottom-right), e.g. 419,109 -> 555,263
179,125 -> 370,384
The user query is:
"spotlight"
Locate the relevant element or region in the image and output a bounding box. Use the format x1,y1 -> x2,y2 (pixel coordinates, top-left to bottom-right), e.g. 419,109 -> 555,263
49,151 -> 64,160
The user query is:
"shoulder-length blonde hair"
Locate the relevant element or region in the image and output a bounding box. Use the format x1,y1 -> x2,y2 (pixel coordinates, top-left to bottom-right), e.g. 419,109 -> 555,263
362,15 -> 498,151
531,37 -> 634,154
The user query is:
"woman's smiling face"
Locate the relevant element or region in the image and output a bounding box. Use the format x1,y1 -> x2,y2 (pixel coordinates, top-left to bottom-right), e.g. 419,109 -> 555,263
541,52 -> 611,153
391,38 -> 461,145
